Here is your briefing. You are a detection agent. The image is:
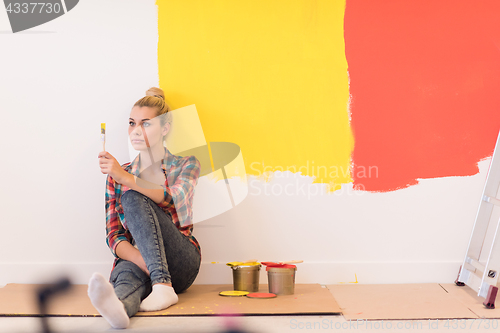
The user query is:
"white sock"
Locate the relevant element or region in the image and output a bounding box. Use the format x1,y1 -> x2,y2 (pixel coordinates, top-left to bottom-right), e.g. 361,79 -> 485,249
139,284 -> 178,312
87,272 -> 130,329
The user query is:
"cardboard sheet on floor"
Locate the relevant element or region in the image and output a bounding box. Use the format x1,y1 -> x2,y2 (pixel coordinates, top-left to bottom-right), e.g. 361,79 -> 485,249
327,284 -> 476,320
0,283 -> 97,316
137,284 -> 340,316
0,284 -> 340,316
440,283 -> 500,318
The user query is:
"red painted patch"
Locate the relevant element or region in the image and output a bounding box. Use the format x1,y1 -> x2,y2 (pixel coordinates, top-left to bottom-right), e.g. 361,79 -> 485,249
345,0 -> 500,191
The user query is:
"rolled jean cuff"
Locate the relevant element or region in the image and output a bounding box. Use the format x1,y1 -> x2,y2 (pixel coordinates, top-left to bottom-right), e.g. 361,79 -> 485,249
151,276 -> 171,285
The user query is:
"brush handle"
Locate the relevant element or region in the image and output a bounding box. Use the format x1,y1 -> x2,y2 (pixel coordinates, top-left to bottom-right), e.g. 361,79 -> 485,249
279,260 -> 303,264
101,134 -> 105,151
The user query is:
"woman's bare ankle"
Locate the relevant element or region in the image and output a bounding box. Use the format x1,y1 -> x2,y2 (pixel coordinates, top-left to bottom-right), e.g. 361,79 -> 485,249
155,282 -> 172,287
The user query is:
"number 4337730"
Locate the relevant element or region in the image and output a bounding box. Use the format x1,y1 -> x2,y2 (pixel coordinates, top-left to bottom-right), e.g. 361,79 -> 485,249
6,2 -> 62,14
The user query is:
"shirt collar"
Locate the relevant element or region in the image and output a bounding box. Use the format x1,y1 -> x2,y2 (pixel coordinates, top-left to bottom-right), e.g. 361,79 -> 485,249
162,148 -> 174,172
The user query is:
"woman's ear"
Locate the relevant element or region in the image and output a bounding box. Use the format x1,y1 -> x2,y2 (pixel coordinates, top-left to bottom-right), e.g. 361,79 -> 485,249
162,122 -> 170,137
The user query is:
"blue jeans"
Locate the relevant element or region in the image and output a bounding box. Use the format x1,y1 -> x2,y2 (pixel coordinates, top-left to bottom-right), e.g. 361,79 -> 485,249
109,190 -> 201,317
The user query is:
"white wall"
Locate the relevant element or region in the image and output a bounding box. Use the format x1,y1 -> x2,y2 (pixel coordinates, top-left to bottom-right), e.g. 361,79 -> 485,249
0,0 -> 159,285
0,0 -> 489,287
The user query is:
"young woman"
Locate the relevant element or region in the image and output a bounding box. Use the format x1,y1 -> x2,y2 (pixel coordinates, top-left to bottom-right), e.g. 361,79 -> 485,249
88,87 -> 201,329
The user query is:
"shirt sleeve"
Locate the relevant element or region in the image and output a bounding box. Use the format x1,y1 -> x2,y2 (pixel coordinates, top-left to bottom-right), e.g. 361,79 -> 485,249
158,155 -> 201,228
105,174 -> 132,257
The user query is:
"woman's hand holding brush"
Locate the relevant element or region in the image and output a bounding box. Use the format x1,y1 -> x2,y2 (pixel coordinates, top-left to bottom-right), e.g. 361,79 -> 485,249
98,151 -> 132,185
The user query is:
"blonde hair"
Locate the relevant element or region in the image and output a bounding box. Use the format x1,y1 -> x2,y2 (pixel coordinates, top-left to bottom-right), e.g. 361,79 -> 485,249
133,87 -> 172,126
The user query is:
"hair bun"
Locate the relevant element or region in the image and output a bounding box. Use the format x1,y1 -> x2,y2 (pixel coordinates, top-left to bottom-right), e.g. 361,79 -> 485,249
146,87 -> 165,100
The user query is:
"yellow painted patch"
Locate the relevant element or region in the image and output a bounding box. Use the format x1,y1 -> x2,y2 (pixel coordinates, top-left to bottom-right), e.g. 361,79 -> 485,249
158,0 -> 352,190
219,290 -> 249,297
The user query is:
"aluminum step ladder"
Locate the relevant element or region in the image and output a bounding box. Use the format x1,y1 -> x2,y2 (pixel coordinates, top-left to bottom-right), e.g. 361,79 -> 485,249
456,129 -> 500,309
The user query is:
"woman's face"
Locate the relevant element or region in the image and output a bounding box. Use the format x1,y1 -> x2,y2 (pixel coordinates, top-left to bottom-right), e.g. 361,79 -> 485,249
128,106 -> 169,151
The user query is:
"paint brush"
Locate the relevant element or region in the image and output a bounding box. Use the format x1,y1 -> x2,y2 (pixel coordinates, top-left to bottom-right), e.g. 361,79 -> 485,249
101,123 -> 106,151
279,260 -> 303,265
226,260 -> 259,267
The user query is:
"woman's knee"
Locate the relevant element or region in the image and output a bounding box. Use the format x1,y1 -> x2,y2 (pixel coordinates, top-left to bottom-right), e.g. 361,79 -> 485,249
121,191 -> 154,221
121,190 -> 144,207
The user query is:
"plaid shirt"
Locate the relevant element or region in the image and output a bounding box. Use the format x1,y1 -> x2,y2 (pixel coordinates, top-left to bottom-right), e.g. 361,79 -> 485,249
105,148 -> 201,268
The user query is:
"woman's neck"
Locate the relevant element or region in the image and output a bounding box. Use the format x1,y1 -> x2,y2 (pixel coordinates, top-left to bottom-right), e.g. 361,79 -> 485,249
139,143 -> 165,173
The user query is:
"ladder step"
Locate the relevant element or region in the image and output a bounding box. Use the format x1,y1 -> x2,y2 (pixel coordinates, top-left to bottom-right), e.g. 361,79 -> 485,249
466,257 -> 486,273
483,195 -> 500,207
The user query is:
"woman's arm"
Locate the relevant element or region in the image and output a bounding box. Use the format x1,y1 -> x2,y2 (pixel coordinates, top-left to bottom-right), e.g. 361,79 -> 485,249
100,152 -> 156,275
157,156 -> 201,227
115,241 -> 149,276
105,174 -> 133,257
123,174 -> 165,204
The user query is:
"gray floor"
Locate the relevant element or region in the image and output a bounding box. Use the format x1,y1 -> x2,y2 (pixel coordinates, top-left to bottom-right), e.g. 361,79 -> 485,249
1,315 -> 500,333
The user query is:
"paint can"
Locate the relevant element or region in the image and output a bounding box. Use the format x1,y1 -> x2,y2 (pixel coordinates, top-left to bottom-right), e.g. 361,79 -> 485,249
266,265 -> 297,295
231,263 -> 261,292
